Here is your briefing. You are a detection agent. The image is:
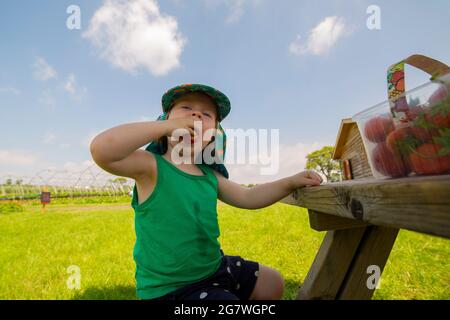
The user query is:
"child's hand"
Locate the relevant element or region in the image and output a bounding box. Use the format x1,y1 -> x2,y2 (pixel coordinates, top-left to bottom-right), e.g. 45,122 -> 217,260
289,170 -> 323,189
164,117 -> 200,139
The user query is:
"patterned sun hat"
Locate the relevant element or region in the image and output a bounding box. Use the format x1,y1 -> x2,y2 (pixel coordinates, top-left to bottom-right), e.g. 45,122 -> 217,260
161,83 -> 231,122
144,83 -> 231,179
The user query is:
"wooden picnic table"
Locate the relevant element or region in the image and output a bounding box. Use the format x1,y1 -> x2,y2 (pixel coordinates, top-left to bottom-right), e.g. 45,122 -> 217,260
280,174 -> 450,300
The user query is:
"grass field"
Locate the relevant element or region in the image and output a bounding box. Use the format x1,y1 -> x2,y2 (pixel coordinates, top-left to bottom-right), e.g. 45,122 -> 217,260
0,200 -> 449,300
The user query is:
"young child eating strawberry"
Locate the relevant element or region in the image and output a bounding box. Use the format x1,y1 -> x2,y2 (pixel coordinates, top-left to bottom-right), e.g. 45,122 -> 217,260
90,83 -> 323,300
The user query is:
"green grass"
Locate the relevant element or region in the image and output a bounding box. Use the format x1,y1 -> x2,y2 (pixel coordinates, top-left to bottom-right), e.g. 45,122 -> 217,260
0,201 -> 448,300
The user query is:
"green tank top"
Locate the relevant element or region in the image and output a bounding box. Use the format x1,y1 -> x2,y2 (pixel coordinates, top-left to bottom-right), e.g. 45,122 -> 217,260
130,152 -> 223,300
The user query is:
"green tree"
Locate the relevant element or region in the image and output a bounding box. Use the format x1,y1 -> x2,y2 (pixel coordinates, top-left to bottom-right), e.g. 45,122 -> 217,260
305,146 -> 342,182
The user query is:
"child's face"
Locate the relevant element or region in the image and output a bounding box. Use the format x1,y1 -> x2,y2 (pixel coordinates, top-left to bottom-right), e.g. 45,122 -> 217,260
167,92 -> 218,151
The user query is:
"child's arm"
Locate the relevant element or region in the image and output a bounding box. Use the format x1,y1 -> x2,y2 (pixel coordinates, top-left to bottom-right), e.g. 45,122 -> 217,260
213,170 -> 322,209
90,118 -> 196,179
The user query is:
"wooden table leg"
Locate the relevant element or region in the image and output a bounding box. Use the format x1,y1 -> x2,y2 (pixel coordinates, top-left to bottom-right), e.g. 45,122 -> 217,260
337,226 -> 399,300
297,225 -> 399,300
297,227 -> 367,299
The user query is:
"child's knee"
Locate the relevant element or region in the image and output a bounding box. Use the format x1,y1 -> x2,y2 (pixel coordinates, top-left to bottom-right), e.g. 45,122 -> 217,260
251,265 -> 284,300
271,269 -> 285,299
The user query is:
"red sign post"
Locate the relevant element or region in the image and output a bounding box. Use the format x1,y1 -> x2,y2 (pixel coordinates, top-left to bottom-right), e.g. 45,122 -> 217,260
40,186 -> 51,213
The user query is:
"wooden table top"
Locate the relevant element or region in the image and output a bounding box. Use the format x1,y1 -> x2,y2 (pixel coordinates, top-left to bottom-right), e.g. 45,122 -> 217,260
280,174 -> 450,239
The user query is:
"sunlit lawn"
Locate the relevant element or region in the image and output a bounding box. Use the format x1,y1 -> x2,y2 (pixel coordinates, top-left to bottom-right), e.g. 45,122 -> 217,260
0,201 -> 448,299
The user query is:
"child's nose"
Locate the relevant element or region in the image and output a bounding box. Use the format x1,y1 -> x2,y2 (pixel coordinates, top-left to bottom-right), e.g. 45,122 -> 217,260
191,111 -> 202,120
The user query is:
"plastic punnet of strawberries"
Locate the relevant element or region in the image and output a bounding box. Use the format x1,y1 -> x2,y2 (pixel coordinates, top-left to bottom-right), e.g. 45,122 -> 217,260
364,84 -> 450,178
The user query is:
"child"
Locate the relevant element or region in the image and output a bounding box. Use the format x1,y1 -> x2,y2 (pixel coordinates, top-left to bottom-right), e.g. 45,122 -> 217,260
90,83 -> 323,300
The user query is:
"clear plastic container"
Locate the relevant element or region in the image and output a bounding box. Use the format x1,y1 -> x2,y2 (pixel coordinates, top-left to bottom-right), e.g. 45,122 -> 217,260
352,74 -> 450,179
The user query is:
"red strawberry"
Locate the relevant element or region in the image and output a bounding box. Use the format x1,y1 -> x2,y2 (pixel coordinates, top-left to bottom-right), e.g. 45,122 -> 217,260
364,116 -> 394,143
372,142 -> 410,178
386,126 -> 433,156
409,143 -> 450,175
406,104 -> 428,121
386,127 -> 416,155
428,110 -> 450,129
428,85 -> 448,107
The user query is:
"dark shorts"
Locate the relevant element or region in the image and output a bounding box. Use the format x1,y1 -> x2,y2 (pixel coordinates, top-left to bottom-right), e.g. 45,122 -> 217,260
147,250 -> 260,300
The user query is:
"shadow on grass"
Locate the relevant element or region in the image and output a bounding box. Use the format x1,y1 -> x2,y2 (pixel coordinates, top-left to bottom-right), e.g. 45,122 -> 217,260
72,285 -> 138,300
71,280 -> 303,300
283,279 -> 450,300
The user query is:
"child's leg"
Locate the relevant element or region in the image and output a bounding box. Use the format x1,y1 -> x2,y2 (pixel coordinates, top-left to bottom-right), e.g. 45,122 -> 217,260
183,287 -> 239,300
248,265 -> 285,300
146,286 -> 239,300
220,254 -> 284,300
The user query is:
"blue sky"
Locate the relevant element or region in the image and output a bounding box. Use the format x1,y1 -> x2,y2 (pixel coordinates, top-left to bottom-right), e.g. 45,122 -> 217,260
1,0 -> 449,183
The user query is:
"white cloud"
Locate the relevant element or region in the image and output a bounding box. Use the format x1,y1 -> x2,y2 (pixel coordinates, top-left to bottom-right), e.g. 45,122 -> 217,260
139,116 -> 152,122
289,16 -> 348,56
202,0 -> 263,24
64,74 -> 76,95
138,112 -> 163,122
43,131 -> 57,144
38,89 -> 56,110
64,73 -> 87,101
33,57 -> 57,81
83,0 -> 187,76
225,141 -> 327,184
0,149 -> 38,166
224,0 -> 244,24
82,129 -> 106,148
63,160 -> 96,171
59,143 -> 71,149
0,150 -> 62,180
0,87 -> 20,95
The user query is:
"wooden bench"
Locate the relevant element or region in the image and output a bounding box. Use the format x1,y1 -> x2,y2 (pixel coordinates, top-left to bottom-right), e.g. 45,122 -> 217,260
280,174 -> 450,300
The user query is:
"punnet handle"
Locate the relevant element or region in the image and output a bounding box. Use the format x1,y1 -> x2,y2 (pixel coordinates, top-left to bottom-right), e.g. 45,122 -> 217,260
387,54 -> 450,101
